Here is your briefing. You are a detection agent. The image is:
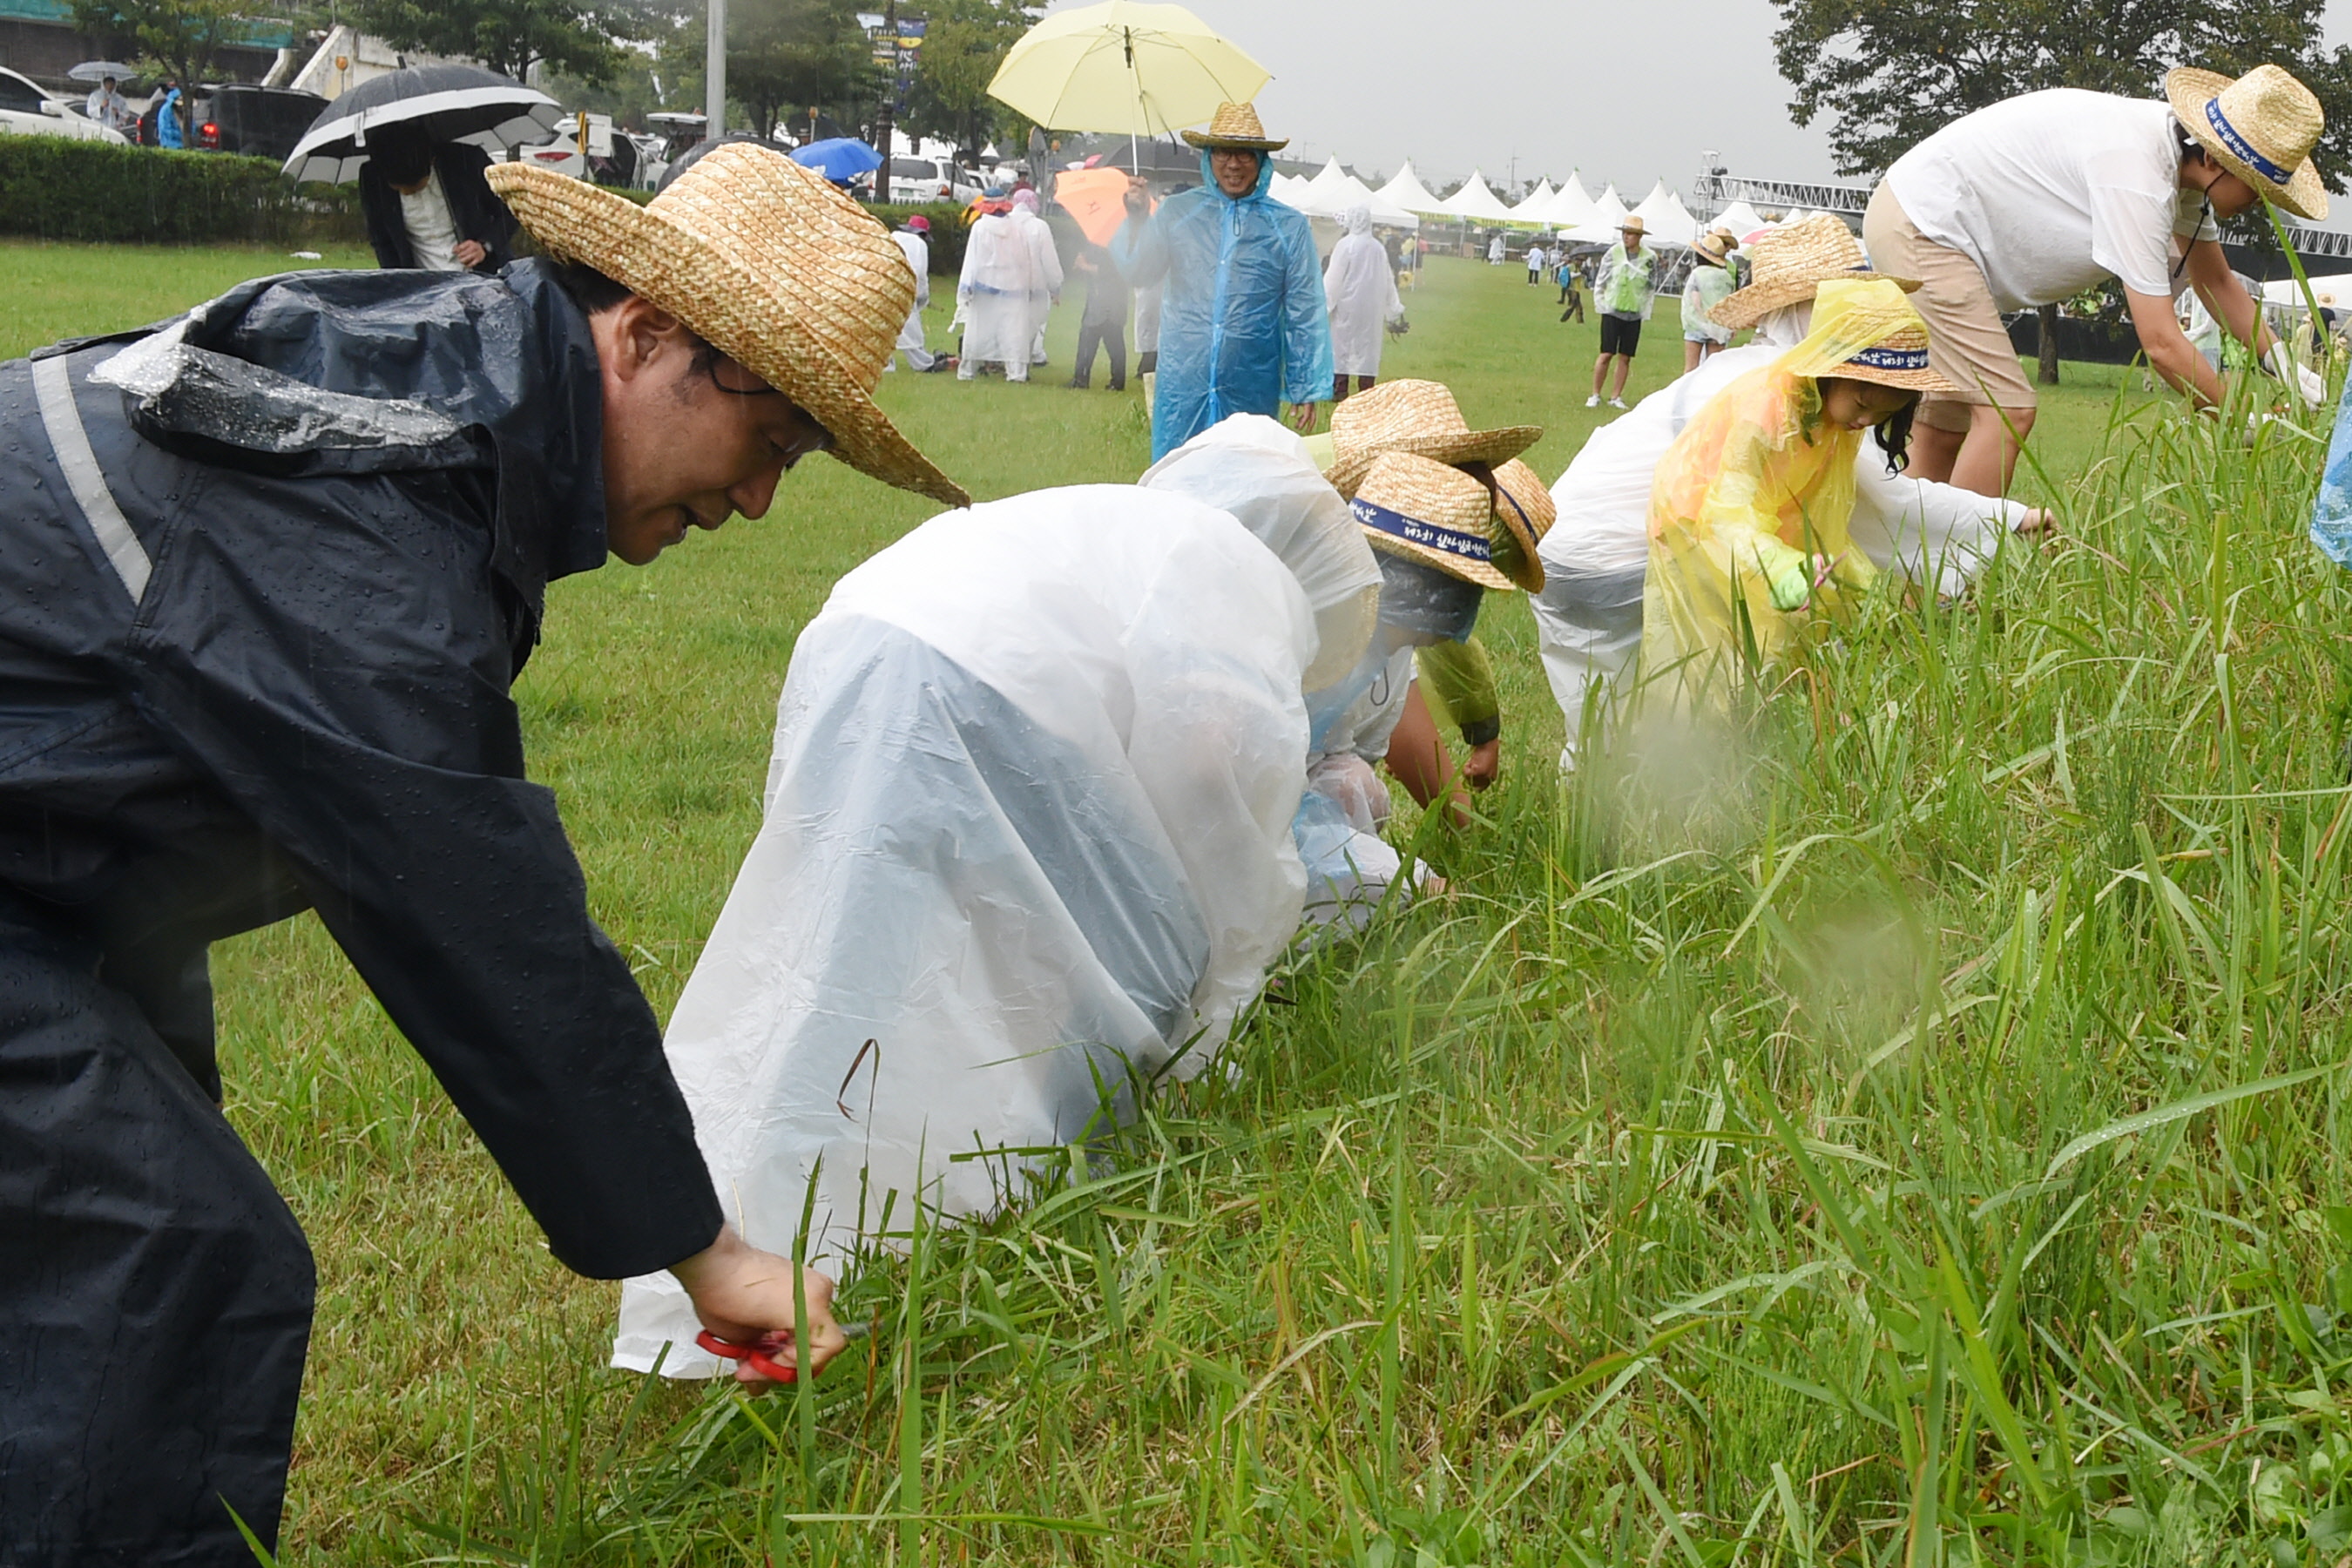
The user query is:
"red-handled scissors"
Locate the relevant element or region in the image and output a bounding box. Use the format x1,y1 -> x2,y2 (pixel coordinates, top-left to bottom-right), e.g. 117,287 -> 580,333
695,1321 -> 869,1383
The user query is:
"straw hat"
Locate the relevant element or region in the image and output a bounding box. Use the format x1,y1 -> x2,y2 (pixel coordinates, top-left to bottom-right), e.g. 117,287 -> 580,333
1692,228 -> 1736,266
1799,278 -> 1962,394
486,141 -> 969,507
1350,452 -> 1517,593
1710,213 -> 1916,330
1490,458 -> 1553,592
1182,101 -> 1288,151
1327,379 -> 1543,499
2166,64 -> 2328,220
1618,215 -> 1646,237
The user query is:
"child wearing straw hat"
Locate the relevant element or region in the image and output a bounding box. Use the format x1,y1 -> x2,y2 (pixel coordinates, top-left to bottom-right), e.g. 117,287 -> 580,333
1681,227 -> 1740,373
0,140 -> 962,1565
1316,381 -> 1544,815
1643,276 -> 1958,707
1534,217 -> 2047,767
1863,64 -> 2330,494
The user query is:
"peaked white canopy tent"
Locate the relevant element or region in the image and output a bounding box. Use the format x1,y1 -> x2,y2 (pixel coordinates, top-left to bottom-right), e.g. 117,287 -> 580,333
1301,154 -> 1349,197
1375,159 -> 1449,216
1507,178 -> 1556,226
1538,172 -> 1597,227
1629,181 -> 1699,246
1711,199 -> 1774,241
1436,168 -> 1517,223
1279,171 -> 1421,230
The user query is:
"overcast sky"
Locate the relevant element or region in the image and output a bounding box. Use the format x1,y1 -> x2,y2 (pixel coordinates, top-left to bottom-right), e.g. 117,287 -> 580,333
1040,0 -> 2352,216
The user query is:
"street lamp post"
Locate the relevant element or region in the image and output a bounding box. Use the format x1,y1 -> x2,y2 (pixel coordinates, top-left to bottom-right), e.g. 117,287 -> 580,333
705,0 -> 726,142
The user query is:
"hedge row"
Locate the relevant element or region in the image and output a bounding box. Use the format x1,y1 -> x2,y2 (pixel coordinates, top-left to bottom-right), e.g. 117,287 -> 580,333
0,137 -> 368,246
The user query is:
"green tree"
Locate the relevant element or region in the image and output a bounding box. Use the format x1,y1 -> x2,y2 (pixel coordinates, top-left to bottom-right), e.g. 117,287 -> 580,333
347,0 -> 664,86
1771,0 -> 2352,179
68,0 -> 249,134
727,0 -> 875,142
898,0 -> 1038,161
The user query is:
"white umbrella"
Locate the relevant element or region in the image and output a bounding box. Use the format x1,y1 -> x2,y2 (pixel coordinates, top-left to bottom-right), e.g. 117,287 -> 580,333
69,61 -> 136,83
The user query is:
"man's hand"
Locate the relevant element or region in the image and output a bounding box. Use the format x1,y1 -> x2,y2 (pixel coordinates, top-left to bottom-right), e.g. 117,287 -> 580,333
1286,400 -> 1318,434
455,239 -> 489,269
1123,175 -> 1150,213
1461,737 -> 1501,790
670,1225 -> 847,1386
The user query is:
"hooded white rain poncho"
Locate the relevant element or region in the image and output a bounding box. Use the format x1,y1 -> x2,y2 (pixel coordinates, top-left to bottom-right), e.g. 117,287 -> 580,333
1324,204 -> 1404,379
956,209 -> 1037,377
1531,303 -> 2036,764
614,456 -> 1378,1376
1010,189 -> 1064,365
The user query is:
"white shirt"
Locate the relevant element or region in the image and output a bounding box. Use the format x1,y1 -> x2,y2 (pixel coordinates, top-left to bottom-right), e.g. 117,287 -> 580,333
84,86 -> 128,132
397,171 -> 463,272
1886,90 -> 2218,310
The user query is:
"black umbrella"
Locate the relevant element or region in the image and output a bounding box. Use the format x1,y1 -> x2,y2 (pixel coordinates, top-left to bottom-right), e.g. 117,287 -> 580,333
281,64 -> 564,184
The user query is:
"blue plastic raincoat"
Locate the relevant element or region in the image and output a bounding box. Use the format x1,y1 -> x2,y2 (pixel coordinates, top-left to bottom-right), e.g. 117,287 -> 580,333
1114,150 -> 1334,458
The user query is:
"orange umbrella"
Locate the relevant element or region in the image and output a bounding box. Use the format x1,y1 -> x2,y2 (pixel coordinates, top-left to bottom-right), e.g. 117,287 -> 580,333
1053,166 -> 1147,246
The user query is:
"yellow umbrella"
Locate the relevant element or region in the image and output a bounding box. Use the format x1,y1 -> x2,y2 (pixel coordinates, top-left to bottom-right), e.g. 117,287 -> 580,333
987,0 -> 1269,139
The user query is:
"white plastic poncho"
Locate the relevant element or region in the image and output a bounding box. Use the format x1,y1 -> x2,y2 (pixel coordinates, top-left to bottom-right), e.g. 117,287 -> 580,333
956,211 -> 1035,373
1324,205 -> 1403,379
1010,191 -> 1064,363
613,483 -> 1360,1375
889,228 -> 932,370
1134,413 -> 1411,927
1532,303 -> 2035,765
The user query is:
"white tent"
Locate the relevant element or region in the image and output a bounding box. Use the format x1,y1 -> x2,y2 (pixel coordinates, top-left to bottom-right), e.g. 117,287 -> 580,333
1589,184 -> 1629,226
1376,159 -> 1450,217
1712,199 -> 1774,241
1508,178 -> 1556,226
2261,272 -> 2352,309
1289,172 -> 1421,231
1629,181 -> 1698,246
1302,154 -> 1349,198
1540,172 -> 1597,227
1438,168 -> 1517,223
1269,172 -> 1309,205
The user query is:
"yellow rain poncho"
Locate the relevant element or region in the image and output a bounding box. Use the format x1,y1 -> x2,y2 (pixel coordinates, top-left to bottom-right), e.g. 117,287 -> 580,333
1641,278 -> 1928,704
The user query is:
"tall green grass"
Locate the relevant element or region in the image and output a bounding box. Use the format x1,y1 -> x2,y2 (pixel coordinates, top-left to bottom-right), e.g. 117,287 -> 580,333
27,239 -> 2287,1563
316,352 -> 2352,1565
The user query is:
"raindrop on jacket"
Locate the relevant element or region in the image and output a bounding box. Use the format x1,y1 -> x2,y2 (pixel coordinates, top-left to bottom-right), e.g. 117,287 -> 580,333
1114,149 -> 1334,458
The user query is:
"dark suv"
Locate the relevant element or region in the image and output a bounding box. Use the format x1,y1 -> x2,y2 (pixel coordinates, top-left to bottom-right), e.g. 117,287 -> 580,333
139,84 -> 325,161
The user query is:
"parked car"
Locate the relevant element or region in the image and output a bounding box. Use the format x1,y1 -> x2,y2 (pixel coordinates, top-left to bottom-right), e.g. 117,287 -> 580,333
137,84 -> 325,160
886,154 -> 981,205
507,116 -> 663,189
0,67 -> 128,144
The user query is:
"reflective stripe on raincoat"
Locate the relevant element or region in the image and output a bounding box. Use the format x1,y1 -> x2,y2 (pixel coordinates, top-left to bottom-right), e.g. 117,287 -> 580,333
1113,149 -> 1334,458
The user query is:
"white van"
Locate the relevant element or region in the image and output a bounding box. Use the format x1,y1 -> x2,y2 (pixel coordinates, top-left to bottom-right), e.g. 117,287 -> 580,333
887,154 -> 979,205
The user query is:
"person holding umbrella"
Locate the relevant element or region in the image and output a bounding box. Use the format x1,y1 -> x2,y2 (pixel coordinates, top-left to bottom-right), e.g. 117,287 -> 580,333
359,122 -> 516,272
0,141 -> 965,1566
1112,101 -> 1332,457
82,72 -> 132,137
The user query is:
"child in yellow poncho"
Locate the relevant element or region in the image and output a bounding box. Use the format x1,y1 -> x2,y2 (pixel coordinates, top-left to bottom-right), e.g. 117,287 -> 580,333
1642,275 -> 1959,708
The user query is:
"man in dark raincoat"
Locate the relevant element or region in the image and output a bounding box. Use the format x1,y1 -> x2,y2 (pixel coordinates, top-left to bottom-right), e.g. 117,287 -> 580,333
0,142 -> 966,1566
1112,100 -> 1333,459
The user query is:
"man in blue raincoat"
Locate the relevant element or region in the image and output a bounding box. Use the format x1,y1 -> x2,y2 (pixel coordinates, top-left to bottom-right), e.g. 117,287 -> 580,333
1113,100 -> 1333,459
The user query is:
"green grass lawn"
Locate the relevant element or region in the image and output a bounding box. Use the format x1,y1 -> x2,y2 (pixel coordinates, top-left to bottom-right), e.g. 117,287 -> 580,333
11,238 -> 2348,1565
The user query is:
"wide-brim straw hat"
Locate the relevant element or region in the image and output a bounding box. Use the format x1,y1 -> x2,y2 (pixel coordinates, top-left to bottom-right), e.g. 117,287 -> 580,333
1827,318 -> 1960,394
1350,451 -> 1517,593
1691,229 -> 1735,266
1182,101 -> 1288,151
1328,379 -> 1543,499
2167,64 -> 2328,221
1711,213 -> 1916,330
1618,215 -> 1646,235
486,142 -> 968,507
1489,458 -> 1552,592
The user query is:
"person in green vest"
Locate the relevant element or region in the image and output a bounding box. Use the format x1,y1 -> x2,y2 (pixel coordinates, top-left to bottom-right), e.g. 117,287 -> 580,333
1587,214 -> 1658,410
